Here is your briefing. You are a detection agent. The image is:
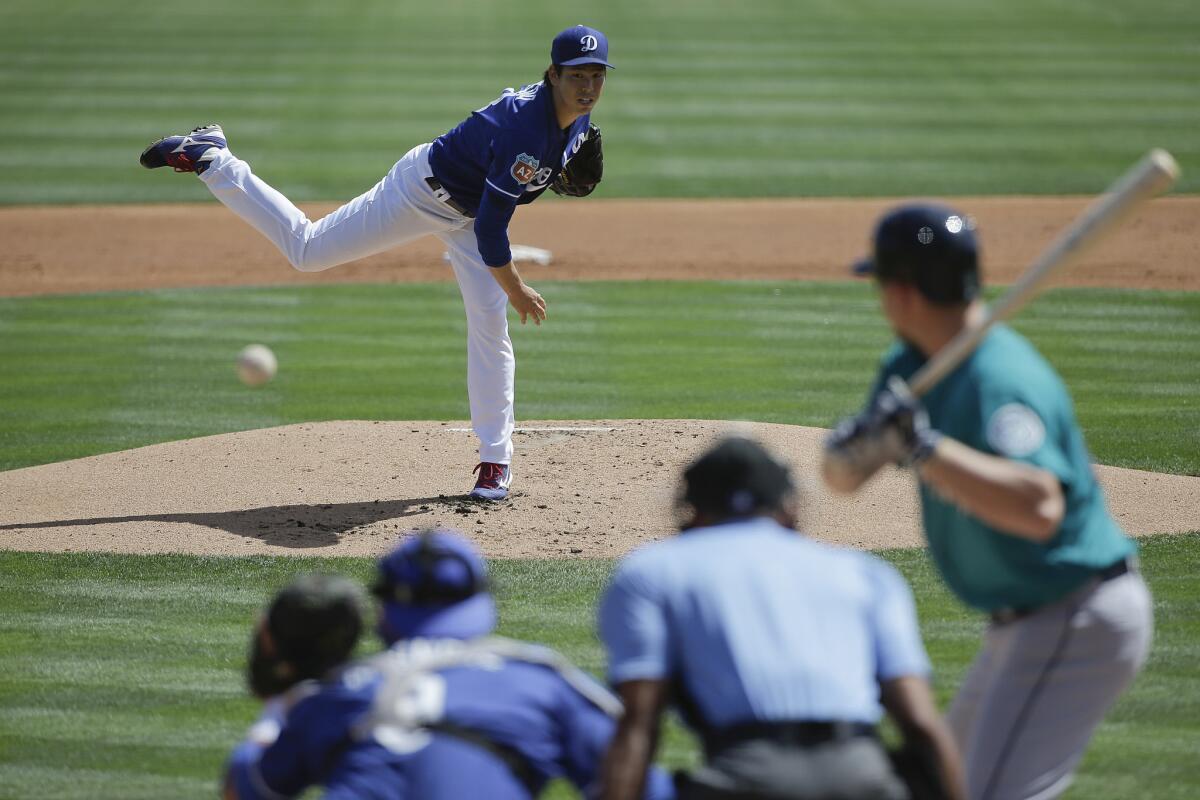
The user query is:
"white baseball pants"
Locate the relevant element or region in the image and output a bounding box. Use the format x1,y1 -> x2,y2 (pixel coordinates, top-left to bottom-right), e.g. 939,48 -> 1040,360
198,143 -> 514,465
948,570 -> 1153,800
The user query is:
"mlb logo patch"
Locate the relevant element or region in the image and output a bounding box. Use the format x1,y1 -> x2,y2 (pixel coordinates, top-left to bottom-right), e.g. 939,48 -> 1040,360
511,153 -> 540,184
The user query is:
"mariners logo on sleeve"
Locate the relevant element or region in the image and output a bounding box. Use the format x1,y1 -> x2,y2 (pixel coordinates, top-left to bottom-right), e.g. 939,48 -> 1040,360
510,153 -> 540,184
986,403 -> 1046,457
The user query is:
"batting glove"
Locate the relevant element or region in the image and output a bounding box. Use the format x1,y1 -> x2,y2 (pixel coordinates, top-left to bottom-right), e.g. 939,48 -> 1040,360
872,376 -> 942,467
825,377 -> 942,479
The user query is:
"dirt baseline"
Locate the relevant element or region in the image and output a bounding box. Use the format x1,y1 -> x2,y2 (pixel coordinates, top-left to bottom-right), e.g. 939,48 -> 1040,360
2,197 -> 1198,296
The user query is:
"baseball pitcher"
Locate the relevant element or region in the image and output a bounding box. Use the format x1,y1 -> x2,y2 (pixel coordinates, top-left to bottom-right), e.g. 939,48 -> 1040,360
141,25 -> 611,501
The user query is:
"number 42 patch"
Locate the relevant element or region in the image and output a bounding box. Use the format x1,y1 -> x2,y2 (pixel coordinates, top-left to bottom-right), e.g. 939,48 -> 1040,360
510,153 -> 540,184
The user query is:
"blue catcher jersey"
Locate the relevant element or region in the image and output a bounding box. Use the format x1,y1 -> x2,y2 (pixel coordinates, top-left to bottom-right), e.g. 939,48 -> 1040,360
226,636 -> 675,800
428,81 -> 592,266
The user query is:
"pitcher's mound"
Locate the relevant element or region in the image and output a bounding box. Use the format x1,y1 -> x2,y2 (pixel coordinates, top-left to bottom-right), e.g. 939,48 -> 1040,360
1,420 -> 1196,559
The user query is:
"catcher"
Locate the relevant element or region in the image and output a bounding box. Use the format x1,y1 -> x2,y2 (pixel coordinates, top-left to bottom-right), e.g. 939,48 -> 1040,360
222,533 -> 674,800
140,25 -> 611,503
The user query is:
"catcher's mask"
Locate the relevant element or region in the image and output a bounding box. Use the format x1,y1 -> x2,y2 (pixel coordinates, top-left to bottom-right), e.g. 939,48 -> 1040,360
372,529 -> 497,645
248,573 -> 364,698
681,436 -> 795,523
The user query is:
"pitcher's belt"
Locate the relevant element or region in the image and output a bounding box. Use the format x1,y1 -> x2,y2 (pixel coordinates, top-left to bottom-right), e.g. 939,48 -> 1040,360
424,176 -> 474,218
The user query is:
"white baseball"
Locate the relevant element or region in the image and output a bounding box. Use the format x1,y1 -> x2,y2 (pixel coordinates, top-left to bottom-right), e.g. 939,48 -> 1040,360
237,344 -> 277,387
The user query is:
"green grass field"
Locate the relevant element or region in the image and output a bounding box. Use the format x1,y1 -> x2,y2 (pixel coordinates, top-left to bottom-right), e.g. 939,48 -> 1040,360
2,0 -> 1199,202
2,0 -> 1198,796
2,537 -> 1198,800
1,282 -> 1197,798
2,282 -> 1197,474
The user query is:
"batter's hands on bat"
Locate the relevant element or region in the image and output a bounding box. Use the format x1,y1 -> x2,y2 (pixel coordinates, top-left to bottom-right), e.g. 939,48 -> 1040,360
824,377 -> 942,489
508,282 -> 547,325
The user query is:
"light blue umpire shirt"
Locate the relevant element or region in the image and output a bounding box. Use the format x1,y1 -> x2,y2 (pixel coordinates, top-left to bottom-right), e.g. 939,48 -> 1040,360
597,518 -> 930,732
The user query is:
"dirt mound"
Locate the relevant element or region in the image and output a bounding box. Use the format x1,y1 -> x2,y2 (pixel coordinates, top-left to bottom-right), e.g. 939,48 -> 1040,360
1,420 -> 1196,559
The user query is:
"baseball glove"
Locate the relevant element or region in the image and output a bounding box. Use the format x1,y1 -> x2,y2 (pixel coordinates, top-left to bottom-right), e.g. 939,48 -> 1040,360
551,123 -> 603,197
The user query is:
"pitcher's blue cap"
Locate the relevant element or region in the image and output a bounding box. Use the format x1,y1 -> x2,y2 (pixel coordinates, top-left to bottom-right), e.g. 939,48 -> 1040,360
372,530 -> 496,644
552,25 -> 614,68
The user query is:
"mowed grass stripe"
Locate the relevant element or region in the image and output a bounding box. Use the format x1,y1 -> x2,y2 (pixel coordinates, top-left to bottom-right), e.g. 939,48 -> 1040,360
1,0 -> 1197,201
1,282 -> 1197,474
0,537 -> 1196,799
0,764 -> 212,800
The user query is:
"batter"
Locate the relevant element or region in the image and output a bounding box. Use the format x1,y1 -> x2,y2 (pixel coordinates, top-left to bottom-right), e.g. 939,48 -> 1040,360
824,203 -> 1154,800
140,25 -> 613,501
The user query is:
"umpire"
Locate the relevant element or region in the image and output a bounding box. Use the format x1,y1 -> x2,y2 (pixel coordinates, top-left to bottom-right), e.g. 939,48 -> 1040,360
597,437 -> 965,800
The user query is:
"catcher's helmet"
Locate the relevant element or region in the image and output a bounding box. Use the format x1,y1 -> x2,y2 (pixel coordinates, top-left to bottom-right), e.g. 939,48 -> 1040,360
853,203 -> 981,305
372,529 -> 497,644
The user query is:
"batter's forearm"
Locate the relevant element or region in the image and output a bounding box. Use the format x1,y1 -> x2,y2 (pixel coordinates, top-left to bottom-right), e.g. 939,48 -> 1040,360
917,438 -> 1065,541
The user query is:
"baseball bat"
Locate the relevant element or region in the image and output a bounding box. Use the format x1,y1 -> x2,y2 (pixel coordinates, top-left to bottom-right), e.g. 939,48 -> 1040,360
908,148 -> 1181,397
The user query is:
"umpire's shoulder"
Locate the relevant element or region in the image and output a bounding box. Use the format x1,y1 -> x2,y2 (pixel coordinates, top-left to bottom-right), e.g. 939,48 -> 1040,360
848,549 -> 917,599
600,540 -> 680,607
612,535 -> 684,579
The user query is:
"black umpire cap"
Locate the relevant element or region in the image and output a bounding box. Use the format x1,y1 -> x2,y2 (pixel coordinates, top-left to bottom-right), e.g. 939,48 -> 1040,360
853,203 -> 981,305
683,437 -> 795,517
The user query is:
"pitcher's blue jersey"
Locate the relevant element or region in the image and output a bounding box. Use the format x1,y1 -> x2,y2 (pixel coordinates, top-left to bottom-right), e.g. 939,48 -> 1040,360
429,81 -> 592,266
226,636 -> 674,800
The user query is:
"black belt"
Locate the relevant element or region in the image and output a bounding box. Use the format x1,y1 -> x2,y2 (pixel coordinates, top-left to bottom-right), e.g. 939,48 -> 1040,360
990,557 -> 1133,626
704,720 -> 876,755
424,176 -> 474,218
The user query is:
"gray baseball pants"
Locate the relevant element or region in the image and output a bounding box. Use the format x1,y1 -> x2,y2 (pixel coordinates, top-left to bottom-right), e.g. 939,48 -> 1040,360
948,570 -> 1153,800
678,736 -> 909,800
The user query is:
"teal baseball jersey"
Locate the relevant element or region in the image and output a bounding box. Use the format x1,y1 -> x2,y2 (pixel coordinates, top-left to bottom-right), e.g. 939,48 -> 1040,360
875,324 -> 1134,612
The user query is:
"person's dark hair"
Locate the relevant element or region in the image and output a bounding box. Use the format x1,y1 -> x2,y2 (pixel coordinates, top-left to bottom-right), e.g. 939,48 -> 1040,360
680,437 -> 795,525
248,573 -> 364,698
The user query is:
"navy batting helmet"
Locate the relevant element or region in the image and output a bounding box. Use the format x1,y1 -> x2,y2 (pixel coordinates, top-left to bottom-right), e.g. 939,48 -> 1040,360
853,203 -> 981,305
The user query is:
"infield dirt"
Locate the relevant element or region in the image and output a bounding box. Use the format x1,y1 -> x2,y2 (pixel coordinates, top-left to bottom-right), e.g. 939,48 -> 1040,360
1,198 -> 1196,559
